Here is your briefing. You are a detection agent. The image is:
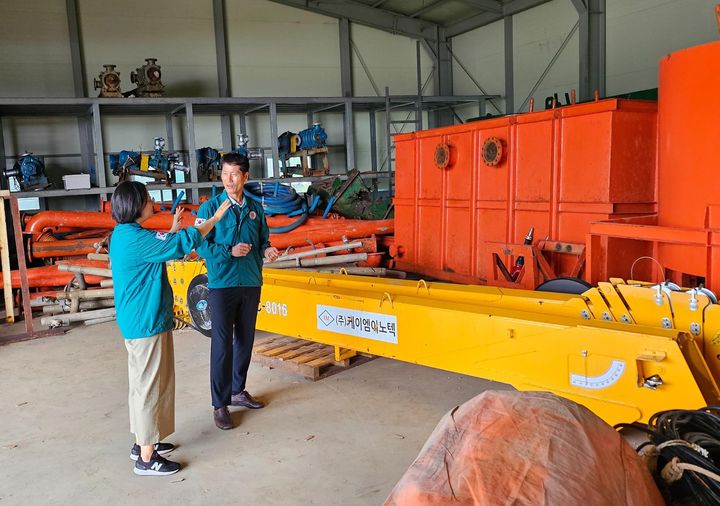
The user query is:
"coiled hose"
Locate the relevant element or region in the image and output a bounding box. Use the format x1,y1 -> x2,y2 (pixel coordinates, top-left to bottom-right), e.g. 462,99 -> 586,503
243,181 -> 308,233
617,407 -> 720,505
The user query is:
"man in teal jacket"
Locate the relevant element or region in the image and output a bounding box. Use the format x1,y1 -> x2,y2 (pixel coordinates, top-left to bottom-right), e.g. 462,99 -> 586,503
196,153 -> 279,430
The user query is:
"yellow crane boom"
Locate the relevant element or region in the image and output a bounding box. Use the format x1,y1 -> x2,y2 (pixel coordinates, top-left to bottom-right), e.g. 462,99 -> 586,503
168,260 -> 720,426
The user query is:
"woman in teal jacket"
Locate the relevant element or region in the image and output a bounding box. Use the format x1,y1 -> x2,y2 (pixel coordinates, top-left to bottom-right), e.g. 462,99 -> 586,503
110,181 -> 229,476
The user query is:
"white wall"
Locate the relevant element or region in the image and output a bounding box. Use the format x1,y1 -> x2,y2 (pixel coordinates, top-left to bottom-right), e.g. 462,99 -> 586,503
80,0 -> 218,97
452,0 -> 720,117
226,0 -> 341,97
351,24 -> 434,96
0,0 -> 74,97
606,0 -> 719,96
451,19 -> 506,116
350,24 -> 434,169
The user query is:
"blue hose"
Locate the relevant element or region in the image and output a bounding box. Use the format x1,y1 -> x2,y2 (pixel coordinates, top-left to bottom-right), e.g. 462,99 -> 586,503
308,194 -> 321,214
170,190 -> 185,214
243,181 -> 308,234
322,195 -> 336,219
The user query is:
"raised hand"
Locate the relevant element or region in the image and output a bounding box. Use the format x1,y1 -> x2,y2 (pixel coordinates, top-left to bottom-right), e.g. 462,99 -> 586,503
169,206 -> 184,233
213,199 -> 232,221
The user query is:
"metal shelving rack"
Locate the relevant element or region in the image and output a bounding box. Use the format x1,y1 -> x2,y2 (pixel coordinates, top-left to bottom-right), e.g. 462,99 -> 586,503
0,93 -> 496,205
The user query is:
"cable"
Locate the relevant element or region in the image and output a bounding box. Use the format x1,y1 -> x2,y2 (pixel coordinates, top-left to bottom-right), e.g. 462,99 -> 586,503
629,255 -> 666,283
243,181 -> 308,233
616,407 -> 720,505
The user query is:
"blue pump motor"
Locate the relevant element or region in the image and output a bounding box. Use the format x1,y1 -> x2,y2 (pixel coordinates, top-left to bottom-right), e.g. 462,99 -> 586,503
196,134 -> 264,181
109,137 -> 189,183
4,152 -> 48,189
196,147 -> 222,177
109,150 -> 141,175
297,123 -> 327,150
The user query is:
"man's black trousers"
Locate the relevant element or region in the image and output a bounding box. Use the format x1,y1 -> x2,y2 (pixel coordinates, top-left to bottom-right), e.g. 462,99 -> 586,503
209,286 -> 261,408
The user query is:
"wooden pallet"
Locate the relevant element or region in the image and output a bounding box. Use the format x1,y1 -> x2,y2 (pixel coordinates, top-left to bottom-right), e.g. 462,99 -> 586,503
252,332 -> 370,380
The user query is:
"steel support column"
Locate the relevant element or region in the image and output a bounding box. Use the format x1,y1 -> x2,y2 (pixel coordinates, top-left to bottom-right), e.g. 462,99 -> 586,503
185,103 -> 199,203
90,103 -> 106,194
165,114 -> 175,151
340,18 -> 354,172
416,41 -> 423,130
344,99 -> 355,171
66,0 -> 95,193
213,0 -> 234,150
432,27 -> 454,127
66,0 -> 86,98
339,18 -> 353,97
269,102 -> 279,178
369,108 -> 378,171
504,15 -> 515,114
573,0 -> 606,101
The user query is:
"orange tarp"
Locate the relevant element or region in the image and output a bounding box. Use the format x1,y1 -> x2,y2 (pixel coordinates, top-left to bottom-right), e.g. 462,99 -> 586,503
385,391 -> 663,506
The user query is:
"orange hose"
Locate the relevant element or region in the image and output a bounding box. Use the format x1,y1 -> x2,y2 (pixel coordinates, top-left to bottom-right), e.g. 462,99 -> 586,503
1,259 -> 108,289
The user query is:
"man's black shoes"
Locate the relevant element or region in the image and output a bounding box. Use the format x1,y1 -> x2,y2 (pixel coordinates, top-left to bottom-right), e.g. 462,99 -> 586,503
231,390 -> 265,409
214,406 -> 233,430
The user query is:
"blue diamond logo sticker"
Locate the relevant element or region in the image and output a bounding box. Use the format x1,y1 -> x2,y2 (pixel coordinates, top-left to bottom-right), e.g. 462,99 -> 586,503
318,310 -> 334,326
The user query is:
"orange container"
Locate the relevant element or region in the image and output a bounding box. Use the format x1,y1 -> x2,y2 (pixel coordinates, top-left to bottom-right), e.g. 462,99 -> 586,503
656,40 -> 720,282
394,99 -> 657,286
588,40 -> 720,290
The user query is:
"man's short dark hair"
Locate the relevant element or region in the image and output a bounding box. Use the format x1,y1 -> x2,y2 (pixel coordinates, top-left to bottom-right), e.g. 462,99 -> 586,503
111,181 -> 149,224
221,152 -> 249,173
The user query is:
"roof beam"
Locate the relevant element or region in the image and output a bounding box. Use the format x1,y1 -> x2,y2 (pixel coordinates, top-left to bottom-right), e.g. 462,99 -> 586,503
266,0 -> 439,40
460,0 -> 503,13
445,0 -> 552,38
410,0 -> 448,18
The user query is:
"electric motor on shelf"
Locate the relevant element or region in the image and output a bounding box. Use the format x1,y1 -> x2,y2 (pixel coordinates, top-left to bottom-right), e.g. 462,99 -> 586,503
278,123 -> 327,156
130,58 -> 165,97
93,64 -> 122,98
109,137 -> 188,186
196,133 -> 264,181
3,152 -> 49,191
196,147 -> 222,181
297,123 -> 327,150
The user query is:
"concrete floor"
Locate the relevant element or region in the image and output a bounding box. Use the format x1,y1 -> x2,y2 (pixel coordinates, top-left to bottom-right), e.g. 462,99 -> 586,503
0,321 -> 511,505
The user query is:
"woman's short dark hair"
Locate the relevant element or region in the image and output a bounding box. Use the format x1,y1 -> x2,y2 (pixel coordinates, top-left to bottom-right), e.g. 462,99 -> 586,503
111,181 -> 149,224
221,152 -> 250,173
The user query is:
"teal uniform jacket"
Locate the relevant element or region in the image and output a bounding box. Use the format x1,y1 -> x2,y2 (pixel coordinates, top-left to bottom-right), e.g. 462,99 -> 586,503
196,190 -> 271,289
110,223 -> 202,339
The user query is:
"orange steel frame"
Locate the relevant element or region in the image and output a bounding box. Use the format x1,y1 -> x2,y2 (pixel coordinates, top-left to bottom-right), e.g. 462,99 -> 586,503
482,240 -> 586,290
